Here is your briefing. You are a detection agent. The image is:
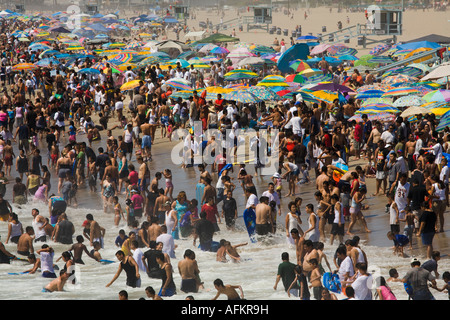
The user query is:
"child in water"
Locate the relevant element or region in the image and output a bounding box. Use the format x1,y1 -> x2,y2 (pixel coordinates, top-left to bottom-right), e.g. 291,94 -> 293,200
162,169 -> 173,201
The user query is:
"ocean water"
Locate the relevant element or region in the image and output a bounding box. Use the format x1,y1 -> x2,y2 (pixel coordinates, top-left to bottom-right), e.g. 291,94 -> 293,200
0,132 -> 449,300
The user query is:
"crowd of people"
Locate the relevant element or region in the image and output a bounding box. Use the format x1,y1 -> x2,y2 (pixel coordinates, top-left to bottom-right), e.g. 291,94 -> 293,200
0,13 -> 448,301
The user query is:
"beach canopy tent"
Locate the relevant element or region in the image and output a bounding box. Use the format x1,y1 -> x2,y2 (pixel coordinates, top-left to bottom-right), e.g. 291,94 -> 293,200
395,41 -> 442,51
184,31 -> 207,41
195,33 -> 239,44
421,63 -> 450,81
277,43 -> 310,74
404,34 -> 450,45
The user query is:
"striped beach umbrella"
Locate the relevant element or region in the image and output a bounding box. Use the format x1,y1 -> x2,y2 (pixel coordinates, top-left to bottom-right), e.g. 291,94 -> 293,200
162,78 -> 192,91
355,89 -> 386,99
382,87 -> 421,97
285,73 -> 306,84
368,55 -> 394,64
436,110 -> 450,131
369,43 -> 391,56
349,112 -> 396,122
288,59 -> 310,72
334,47 -> 358,56
12,63 -> 37,72
356,103 -> 400,114
381,75 -> 418,85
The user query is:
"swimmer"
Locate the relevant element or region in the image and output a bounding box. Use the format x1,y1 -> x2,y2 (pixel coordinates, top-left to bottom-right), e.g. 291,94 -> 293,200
42,270 -> 70,293
211,278 -> 244,300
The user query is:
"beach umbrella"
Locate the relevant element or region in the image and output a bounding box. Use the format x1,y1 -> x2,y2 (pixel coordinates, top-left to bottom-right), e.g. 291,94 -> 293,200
326,44 -> 348,55
309,43 -> 330,55
35,57 -> 60,67
223,90 -> 261,104
257,75 -> 289,87
349,112 -> 396,122
120,79 -> 142,91
224,71 -> 258,81
162,78 -> 192,91
369,43 -> 391,56
285,73 -> 306,84
296,35 -> 319,41
198,43 -> 218,53
423,102 -> 450,117
309,82 -> 354,93
361,98 -> 394,106
355,89 -> 386,99
108,53 -> 133,64
400,106 -> 431,118
338,55 -> 358,61
368,56 -> 394,64
277,43 -> 310,73
78,68 -> 100,75
381,74 -> 418,85
356,103 -> 400,114
247,86 -> 281,101
49,26 -> 71,33
288,60 -> 310,72
436,110 -> 450,132
335,47 -> 358,56
421,63 -> 450,81
12,62 -> 37,72
249,44 -> 276,55
393,95 -> 426,107
298,68 -> 322,78
422,89 -> 450,103
169,90 -> 195,99
302,74 -> 333,85
210,46 -> 229,55
237,56 -> 267,68
382,66 -> 423,78
306,90 -> 339,103
381,87 -> 421,97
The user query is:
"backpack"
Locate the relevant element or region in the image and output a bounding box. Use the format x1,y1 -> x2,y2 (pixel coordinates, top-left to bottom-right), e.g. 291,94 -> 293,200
57,112 -> 64,122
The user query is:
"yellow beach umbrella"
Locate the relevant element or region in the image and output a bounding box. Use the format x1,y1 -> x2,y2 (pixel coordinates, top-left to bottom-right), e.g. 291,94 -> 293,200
120,79 -> 142,91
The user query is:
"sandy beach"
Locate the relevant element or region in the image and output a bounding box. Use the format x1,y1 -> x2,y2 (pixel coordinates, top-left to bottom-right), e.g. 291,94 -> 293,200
184,6 -> 450,54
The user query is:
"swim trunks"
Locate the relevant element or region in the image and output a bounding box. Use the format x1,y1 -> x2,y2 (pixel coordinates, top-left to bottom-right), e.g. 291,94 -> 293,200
181,278 -> 198,293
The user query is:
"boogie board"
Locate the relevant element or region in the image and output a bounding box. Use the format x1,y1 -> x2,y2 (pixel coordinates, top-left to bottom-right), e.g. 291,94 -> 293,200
196,182 -> 205,211
332,163 -> 349,183
243,208 -> 257,243
100,259 -> 115,264
323,272 -> 341,294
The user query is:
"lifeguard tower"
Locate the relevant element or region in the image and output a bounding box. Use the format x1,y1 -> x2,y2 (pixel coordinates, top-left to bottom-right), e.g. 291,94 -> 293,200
173,4 -> 189,21
14,4 -> 25,14
319,6 -> 402,48
242,5 -> 272,32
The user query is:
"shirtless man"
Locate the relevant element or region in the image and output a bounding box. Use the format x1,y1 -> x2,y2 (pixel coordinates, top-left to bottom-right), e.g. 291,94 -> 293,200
17,226 -> 34,256
137,156 -> 151,195
201,177 -> 216,205
255,196 -> 272,236
140,122 -> 153,160
223,241 -> 247,263
150,172 -> 161,194
405,133 -> 417,171
211,278 -> 244,300
178,249 -> 200,293
332,127 -> 347,163
198,164 -> 212,183
154,188 -> 170,224
68,235 -> 96,264
316,166 -> 330,191
367,121 -> 383,164
42,270 -> 70,293
158,103 -> 171,138
302,240 -> 319,276
103,159 -> 119,183
147,215 -> 162,242
85,214 -> 105,248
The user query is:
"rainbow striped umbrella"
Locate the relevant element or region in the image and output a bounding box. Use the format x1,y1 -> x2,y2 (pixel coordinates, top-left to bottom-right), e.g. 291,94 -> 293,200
285,73 -> 306,84
12,63 -> 37,72
369,43 -> 391,56
355,89 -> 386,99
361,98 -> 394,106
436,110 -> 450,131
288,60 -> 310,72
356,103 -> 399,114
108,53 -> 133,64
162,78 -> 192,91
382,87 -> 421,97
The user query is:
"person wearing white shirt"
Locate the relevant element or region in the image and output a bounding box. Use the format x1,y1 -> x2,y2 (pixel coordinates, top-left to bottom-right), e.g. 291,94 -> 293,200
380,125 -> 395,145
156,225 -> 176,259
175,67 -> 184,79
351,263 -> 373,300
124,67 -> 137,83
261,183 -> 281,216
336,246 -> 354,285
131,243 -> 146,273
245,190 -> 258,210
284,111 -> 302,136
